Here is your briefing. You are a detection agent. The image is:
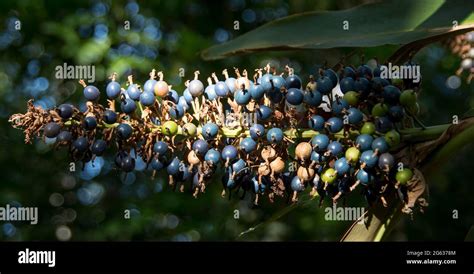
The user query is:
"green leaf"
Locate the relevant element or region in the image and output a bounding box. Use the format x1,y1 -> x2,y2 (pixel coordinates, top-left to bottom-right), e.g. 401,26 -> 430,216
202,0 -> 474,60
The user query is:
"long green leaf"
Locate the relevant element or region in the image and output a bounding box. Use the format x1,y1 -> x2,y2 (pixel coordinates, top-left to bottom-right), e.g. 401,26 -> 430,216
202,0 -> 474,60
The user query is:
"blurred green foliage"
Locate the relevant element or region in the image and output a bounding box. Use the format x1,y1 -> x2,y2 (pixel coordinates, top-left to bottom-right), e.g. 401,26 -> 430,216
0,0 -> 472,241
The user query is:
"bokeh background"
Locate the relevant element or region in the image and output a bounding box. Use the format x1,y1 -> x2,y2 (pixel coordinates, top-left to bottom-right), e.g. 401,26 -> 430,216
0,0 -> 472,241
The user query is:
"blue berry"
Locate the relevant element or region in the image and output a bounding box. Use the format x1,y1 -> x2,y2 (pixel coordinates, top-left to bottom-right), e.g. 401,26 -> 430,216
183,88 -> 193,104
371,137 -> 389,154
202,123 -> 219,140
266,128 -> 284,144
316,76 -> 333,94
356,134 -> 374,151
335,157 -> 350,174
267,88 -> 283,104
215,81 -> 230,97
249,124 -> 265,140
308,115 -> 325,131
167,157 -> 181,175
127,84 -> 141,100
347,107 -> 363,125
357,65 -> 373,79
285,74 -> 302,89
249,84 -> 265,100
360,150 -> 378,168
73,137 -> 88,153
221,145 -> 238,161
356,168 -> 374,185
234,89 -> 251,105
331,99 -> 349,115
240,137 -> 257,153
339,77 -> 355,93
326,117 -> 343,133
311,134 -> 330,151
303,90 -> 322,106
121,155 -> 135,172
271,76 -> 285,89
324,69 -> 339,87
256,105 -> 273,121
103,110 -> 117,124
43,122 -> 60,138
139,91 -> 155,106
91,139 -> 107,155
378,153 -> 394,170
259,73 -> 273,90
106,81 -> 121,99
57,104 -> 73,119
382,85 -> 401,105
225,77 -> 237,93
327,141 -> 343,156
291,176 -> 305,192
205,149 -> 220,165
388,105 -> 405,122
143,79 -> 157,94
83,85 -> 100,101
83,116 -> 97,130
354,77 -> 370,94
169,104 -> 185,120
342,66 -> 356,79
153,141 -> 168,155
375,116 -> 394,133
56,131 -> 72,143
117,123 -> 133,140
205,84 -> 217,101
285,88 -> 304,105
120,98 -> 136,114
192,139 -> 209,156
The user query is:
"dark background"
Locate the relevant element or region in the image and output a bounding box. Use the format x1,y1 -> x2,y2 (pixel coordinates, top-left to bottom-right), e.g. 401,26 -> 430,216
0,0 -> 472,241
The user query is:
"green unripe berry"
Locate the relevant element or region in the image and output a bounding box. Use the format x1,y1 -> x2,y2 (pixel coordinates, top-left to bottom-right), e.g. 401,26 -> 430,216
385,130 -> 401,147
321,168 -> 337,184
391,78 -> 404,89
396,168 -> 413,185
345,147 -> 360,163
371,103 -> 389,117
406,102 -> 420,116
360,122 -> 376,135
161,121 -> 178,136
343,91 -> 359,106
400,89 -> 417,107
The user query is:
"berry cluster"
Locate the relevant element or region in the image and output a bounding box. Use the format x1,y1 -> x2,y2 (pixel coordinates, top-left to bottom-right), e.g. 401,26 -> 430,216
10,62 -> 419,207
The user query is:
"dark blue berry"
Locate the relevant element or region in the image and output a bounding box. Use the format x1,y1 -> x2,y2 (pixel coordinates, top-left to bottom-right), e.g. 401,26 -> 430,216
192,139 -> 209,156
103,110 -> 117,124
43,122 -> 60,138
91,139 -> 107,155
117,123 -> 133,140
120,98 -> 136,114
83,116 -> 97,130
285,74 -> 302,89
57,104 -> 73,119
73,137 -> 88,153
285,88 -> 304,105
